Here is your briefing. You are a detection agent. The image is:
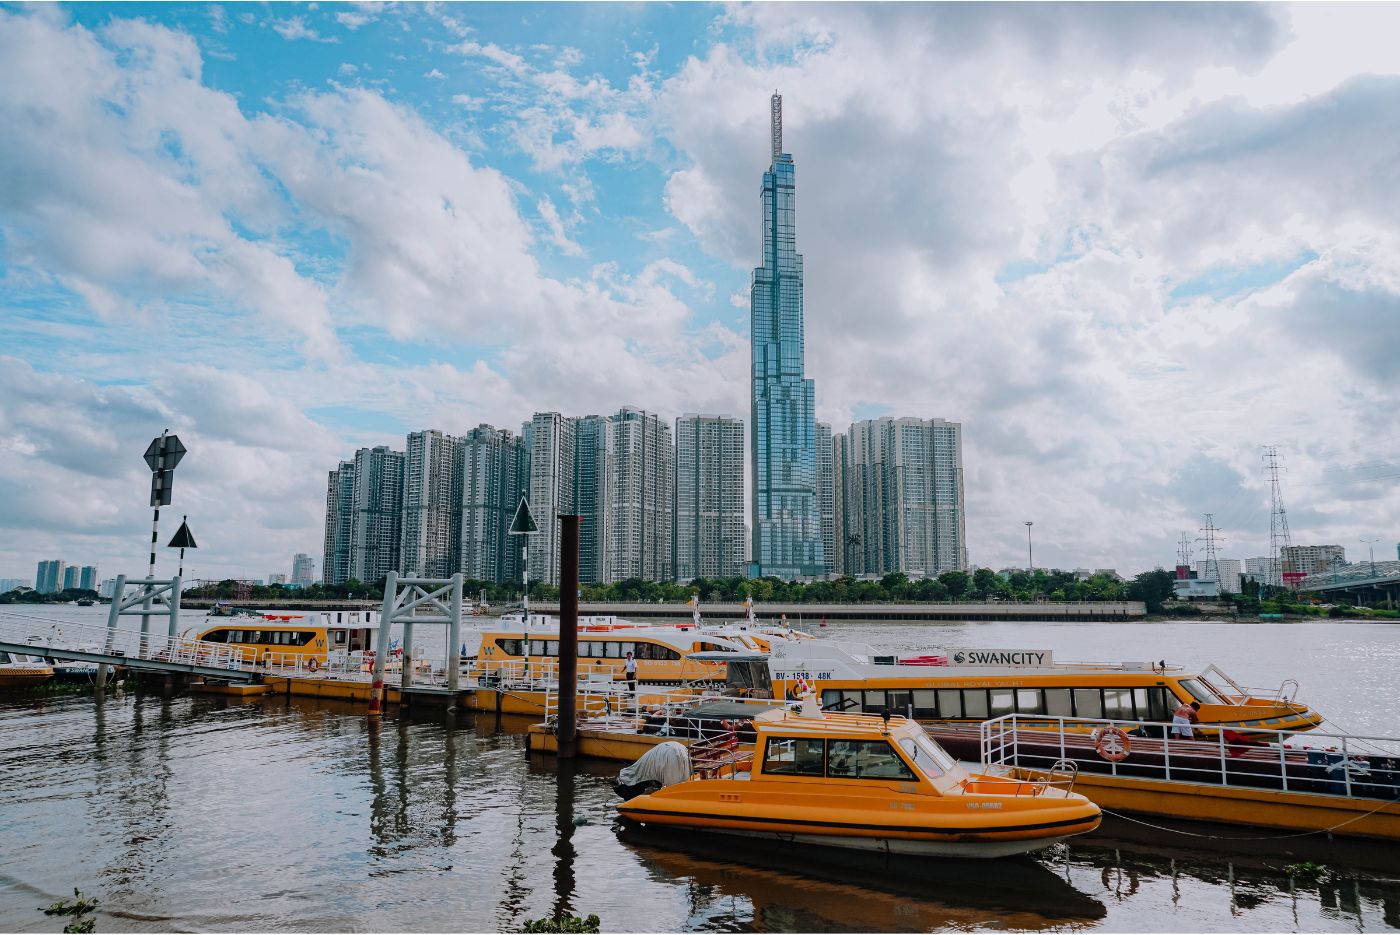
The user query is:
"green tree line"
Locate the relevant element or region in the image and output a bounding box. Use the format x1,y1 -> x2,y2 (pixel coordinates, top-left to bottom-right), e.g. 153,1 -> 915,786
184,568 -> 1176,610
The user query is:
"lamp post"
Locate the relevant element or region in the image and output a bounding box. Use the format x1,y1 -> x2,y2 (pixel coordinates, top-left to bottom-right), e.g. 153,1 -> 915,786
1025,521 -> 1034,573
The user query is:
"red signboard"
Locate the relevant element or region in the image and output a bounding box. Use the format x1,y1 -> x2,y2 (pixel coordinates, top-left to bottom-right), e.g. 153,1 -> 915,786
1282,572 -> 1308,587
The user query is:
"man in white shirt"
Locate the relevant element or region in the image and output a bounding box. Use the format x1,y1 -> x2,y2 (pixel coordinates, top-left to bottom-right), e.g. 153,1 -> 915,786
624,651 -> 637,693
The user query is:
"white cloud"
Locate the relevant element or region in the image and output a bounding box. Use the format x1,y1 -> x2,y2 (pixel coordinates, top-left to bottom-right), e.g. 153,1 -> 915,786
536,195 -> 583,257
271,16 -> 339,44
423,67 -> 445,80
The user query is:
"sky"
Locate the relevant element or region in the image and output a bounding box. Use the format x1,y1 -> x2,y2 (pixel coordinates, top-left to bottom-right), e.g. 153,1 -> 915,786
2,1 -> 1400,585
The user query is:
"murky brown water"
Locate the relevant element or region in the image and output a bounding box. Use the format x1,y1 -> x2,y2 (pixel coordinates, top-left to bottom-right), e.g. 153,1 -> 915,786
2,615 -> 1398,932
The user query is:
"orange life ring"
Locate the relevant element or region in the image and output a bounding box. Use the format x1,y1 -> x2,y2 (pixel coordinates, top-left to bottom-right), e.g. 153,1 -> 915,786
306,657 -> 320,672
1093,726 -> 1131,762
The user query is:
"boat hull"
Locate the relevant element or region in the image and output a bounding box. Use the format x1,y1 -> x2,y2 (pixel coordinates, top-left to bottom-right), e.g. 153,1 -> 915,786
620,820 -> 1083,858
0,669 -> 54,687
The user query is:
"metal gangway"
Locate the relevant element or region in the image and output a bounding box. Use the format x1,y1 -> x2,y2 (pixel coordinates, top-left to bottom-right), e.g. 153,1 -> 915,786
0,611 -> 255,681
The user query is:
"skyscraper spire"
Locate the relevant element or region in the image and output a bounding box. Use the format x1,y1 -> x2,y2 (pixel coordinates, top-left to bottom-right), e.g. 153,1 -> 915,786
770,90 -> 783,160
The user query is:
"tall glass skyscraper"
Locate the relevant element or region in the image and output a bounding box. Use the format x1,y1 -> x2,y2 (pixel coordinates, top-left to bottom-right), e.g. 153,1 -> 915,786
751,91 -> 822,578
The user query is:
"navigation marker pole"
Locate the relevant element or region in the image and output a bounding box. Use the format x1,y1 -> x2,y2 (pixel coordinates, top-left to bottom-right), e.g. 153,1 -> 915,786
508,496 -> 540,679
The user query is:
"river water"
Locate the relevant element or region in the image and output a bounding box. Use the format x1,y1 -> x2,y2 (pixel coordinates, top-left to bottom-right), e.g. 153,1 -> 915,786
1,610 -> 1398,933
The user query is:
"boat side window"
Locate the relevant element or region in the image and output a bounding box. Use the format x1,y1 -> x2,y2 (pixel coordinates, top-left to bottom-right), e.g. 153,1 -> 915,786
605,642 -> 622,658
545,641 -> 560,656
333,631 -> 346,645
1044,688 -> 1073,717
499,639 -> 521,656
989,689 -> 1016,717
1146,687 -> 1171,721
912,689 -> 937,719
1073,688 -> 1103,719
937,689 -> 963,718
1180,678 -> 1224,704
762,737 -> 825,776
821,689 -> 843,710
887,690 -> 912,716
962,690 -> 989,718
861,689 -> 888,714
1103,688 -> 1134,719
1015,688 -> 1043,714
201,630 -> 228,644
827,740 -> 916,781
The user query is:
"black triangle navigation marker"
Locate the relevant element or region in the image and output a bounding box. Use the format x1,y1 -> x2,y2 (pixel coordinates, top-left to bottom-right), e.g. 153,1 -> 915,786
508,497 -> 539,535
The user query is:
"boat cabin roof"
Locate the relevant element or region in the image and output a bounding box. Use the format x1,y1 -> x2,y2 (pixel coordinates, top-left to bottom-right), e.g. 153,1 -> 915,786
751,707 -> 923,741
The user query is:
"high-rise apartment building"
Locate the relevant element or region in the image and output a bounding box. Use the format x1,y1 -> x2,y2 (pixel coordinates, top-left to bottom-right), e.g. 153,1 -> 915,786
1195,558 -> 1242,593
399,429 -> 462,577
460,424 -> 529,584
79,565 -> 98,591
831,433 -> 850,575
1243,556 -> 1271,583
605,408 -> 673,583
349,445 -> 404,584
292,553 -> 316,587
674,414 -> 745,581
36,560 -> 64,594
268,573 -> 289,585
836,417 -> 966,578
750,91 -> 822,579
525,413 -> 575,586
816,421 -> 834,578
62,566 -> 80,591
1281,544 -> 1346,576
323,460 -> 355,584
573,415 -> 610,584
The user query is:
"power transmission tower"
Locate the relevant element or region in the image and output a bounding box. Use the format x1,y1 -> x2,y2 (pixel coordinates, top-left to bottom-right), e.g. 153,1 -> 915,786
1263,446 -> 1293,589
1197,514 -> 1224,589
1176,532 -> 1194,572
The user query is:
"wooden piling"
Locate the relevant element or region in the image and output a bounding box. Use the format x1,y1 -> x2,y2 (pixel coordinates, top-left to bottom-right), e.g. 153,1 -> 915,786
557,514 -> 580,759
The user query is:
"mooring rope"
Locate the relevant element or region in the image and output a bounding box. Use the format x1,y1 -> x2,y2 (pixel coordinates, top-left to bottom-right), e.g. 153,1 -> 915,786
1100,798 -> 1398,841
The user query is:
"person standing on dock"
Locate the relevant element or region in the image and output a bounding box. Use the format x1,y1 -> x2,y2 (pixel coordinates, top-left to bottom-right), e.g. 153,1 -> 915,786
624,652 -> 637,694
1171,701 -> 1201,739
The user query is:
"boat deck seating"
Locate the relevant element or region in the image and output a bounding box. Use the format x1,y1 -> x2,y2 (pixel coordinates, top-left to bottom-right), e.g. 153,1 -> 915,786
688,735 -> 751,779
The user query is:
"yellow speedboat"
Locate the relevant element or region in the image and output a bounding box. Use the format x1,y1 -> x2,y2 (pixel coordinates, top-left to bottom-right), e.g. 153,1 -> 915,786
617,699 -> 1102,859
0,650 -> 54,687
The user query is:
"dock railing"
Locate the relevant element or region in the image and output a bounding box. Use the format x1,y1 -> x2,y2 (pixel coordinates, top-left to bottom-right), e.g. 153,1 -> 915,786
1,612 -> 244,673
978,713 -> 1400,801
542,683 -> 786,737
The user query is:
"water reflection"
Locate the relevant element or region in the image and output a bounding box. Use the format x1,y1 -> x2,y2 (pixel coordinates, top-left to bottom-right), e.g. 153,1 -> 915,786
617,826 -> 1106,930
4,691 -> 1399,934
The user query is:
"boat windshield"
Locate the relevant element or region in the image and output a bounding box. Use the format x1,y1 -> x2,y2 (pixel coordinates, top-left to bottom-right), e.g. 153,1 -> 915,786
1180,678 -> 1227,704
899,734 -> 957,780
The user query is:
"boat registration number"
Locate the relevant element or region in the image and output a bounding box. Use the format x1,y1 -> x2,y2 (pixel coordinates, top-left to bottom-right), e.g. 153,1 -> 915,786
966,801 -> 1003,810
774,671 -> 833,680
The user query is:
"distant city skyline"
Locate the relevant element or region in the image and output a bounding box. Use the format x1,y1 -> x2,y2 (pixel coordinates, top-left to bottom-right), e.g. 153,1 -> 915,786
3,4 -> 1399,581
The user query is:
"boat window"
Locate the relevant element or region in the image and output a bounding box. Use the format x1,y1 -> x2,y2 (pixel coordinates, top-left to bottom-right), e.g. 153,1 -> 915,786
1103,688 -> 1134,719
899,735 -> 955,779
621,642 -> 637,658
821,689 -> 843,710
912,689 -> 937,719
989,689 -> 1016,717
1132,688 -> 1150,719
762,737 -> 825,777
1180,678 -> 1225,704
962,690 -> 989,718
861,689 -> 888,714
605,642 -> 622,658
333,631 -> 346,645
1073,689 -> 1103,719
201,630 -> 228,644
591,641 -> 608,657
0,651 -> 11,663
545,641 -> 560,656
887,690 -> 912,717
1146,687 -> 1171,721
937,689 -> 963,718
657,646 -> 679,661
1016,689 -> 1044,714
499,639 -> 521,656
1044,689 -> 1073,717
827,740 -> 916,781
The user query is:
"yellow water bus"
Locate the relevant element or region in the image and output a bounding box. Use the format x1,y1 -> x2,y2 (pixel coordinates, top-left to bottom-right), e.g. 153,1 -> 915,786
616,701 -> 1102,858
756,642 -> 1323,736
0,650 -> 54,687
479,614 -> 765,685
193,616 -> 329,665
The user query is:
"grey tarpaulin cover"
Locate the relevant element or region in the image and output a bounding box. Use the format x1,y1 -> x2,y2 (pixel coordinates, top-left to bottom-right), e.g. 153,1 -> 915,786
617,741 -> 691,789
